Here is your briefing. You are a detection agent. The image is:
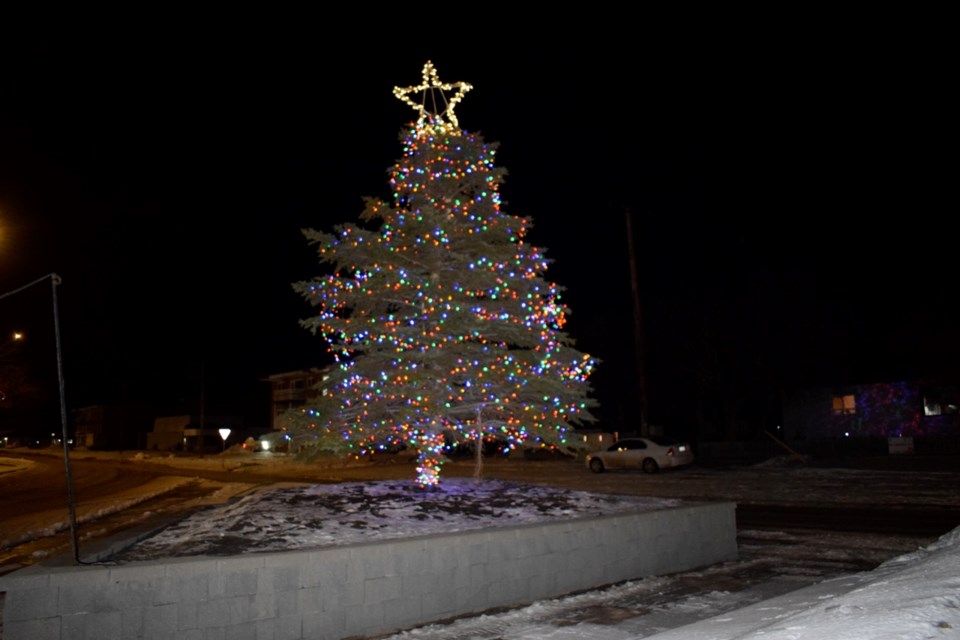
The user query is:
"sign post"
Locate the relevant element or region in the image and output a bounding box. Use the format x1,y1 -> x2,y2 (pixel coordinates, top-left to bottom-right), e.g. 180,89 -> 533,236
218,428 -> 231,453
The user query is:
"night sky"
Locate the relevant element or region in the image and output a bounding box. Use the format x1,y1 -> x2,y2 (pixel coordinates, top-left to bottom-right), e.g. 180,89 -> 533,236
0,32 -> 952,438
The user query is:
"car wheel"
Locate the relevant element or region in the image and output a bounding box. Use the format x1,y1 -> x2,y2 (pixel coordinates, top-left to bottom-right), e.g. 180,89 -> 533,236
642,458 -> 659,474
589,458 -> 605,473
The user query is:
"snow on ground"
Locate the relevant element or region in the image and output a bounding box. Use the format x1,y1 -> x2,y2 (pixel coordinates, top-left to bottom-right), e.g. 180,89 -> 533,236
0,450 -> 257,561
643,526 -> 960,640
110,478 -> 681,561
378,527 -> 960,640
2,449 -> 959,639
108,475 -> 959,640
0,474 -> 204,551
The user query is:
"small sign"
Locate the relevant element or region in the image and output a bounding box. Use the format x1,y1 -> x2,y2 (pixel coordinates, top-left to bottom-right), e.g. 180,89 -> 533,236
218,428 -> 231,441
888,437 -> 914,455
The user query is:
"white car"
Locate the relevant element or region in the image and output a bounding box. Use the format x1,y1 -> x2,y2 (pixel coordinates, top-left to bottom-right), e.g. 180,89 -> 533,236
585,436 -> 694,473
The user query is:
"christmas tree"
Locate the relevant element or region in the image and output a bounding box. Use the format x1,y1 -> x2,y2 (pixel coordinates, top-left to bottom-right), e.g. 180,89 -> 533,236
286,61 -> 598,486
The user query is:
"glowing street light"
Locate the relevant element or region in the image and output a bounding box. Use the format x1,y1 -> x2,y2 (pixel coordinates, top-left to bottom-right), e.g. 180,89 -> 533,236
0,330 -> 23,358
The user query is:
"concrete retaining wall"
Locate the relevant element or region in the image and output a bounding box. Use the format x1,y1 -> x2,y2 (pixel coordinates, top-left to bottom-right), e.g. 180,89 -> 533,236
0,501 -> 737,640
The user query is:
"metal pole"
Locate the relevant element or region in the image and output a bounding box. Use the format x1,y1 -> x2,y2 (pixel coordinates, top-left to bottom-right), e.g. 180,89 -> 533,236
625,208 -> 650,436
199,360 -> 205,457
0,273 -> 80,562
51,274 -> 81,563
0,273 -> 80,564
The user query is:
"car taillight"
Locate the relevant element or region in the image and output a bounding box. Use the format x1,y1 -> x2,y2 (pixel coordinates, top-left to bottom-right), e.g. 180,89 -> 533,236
667,447 -> 675,456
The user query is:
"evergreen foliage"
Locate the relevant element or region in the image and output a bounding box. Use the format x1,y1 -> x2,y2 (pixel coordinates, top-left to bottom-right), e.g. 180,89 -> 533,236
284,66 -> 597,485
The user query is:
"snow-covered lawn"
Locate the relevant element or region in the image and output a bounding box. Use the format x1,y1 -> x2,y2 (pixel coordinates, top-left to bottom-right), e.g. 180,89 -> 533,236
110,477 -> 681,561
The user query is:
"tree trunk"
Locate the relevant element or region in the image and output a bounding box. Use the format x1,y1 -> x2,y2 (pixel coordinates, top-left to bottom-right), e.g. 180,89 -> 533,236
473,408 -> 484,479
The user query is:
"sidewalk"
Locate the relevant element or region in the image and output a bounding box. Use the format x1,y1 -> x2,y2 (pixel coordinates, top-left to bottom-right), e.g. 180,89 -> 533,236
644,525 -> 960,639
644,574 -> 868,639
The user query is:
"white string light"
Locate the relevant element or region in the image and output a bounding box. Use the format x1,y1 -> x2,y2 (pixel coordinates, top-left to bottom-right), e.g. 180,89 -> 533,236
393,60 -> 473,130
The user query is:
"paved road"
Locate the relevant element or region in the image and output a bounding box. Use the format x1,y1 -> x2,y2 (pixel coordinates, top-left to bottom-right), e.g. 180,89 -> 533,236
736,502 -> 960,536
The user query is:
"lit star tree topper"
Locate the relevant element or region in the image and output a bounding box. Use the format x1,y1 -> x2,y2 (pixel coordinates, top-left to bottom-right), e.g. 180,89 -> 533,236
392,60 -> 472,130
288,61 -> 599,487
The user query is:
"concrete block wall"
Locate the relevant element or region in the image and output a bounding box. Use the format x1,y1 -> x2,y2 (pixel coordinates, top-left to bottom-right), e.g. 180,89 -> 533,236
0,501 -> 737,640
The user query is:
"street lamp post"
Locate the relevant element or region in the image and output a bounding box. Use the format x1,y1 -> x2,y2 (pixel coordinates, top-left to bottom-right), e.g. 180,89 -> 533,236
0,273 -> 80,563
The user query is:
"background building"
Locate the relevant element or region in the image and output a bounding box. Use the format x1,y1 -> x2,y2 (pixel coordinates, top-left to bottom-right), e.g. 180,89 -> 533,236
262,368 -> 330,431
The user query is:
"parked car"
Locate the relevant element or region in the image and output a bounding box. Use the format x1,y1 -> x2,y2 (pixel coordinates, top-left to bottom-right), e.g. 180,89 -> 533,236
585,436 -> 694,473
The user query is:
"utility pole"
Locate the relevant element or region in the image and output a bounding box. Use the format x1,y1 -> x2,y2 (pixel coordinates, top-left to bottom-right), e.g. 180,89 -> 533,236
198,360 -> 205,457
625,208 -> 650,436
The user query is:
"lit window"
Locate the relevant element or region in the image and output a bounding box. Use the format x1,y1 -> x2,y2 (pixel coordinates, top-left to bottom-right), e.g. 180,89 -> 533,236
832,394 -> 856,415
922,386 -> 959,415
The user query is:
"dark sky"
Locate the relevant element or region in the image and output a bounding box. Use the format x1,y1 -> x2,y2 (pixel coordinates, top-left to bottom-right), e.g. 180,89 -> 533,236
0,32 -> 953,433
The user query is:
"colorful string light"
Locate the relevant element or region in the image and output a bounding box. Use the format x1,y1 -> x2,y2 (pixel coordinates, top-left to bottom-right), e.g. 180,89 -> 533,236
288,64 -> 597,486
